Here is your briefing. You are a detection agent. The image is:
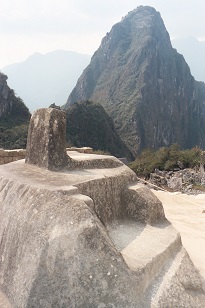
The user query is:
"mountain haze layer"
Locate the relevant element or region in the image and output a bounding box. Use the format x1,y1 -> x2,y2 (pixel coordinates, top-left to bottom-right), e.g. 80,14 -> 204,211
2,50 -> 91,111
172,37 -> 205,83
65,6 -> 205,156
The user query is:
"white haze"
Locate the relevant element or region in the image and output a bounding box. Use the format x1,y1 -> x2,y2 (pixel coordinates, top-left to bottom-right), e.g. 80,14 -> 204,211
0,0 -> 205,68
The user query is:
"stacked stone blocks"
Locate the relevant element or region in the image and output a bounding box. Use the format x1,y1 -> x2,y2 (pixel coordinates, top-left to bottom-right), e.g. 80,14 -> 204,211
0,149 -> 26,165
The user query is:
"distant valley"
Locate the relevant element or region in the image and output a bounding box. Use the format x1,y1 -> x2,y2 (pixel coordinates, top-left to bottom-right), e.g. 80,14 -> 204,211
1,50 -> 91,112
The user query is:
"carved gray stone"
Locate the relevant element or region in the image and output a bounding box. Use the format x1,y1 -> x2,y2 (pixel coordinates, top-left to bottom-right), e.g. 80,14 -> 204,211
25,108 -> 70,170
0,153 -> 204,306
121,184 -> 166,224
0,107 -> 205,306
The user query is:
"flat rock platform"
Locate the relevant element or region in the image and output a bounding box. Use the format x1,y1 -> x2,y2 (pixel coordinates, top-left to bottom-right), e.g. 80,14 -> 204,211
0,153 -> 204,307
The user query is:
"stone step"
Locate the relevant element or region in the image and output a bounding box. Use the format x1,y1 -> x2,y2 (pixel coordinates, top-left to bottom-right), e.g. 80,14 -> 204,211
121,223 -> 181,271
148,248 -> 205,307
109,222 -> 182,293
110,222 -> 205,306
123,183 -> 166,224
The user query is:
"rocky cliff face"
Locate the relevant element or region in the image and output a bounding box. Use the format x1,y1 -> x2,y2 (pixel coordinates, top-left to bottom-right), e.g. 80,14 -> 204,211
0,73 -> 13,118
66,100 -> 134,160
65,6 -> 205,156
0,72 -> 30,122
0,72 -> 30,149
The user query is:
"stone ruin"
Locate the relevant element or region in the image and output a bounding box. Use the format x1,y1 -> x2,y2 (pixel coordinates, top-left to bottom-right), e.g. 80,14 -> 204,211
25,108 -> 69,170
150,168 -> 205,194
0,108 -> 203,307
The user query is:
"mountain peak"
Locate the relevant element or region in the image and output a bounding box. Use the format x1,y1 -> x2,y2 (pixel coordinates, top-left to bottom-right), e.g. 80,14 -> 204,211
125,5 -> 159,19
65,6 -> 205,156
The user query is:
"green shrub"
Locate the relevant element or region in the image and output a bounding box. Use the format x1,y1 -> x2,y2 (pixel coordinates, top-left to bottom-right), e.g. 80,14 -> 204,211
129,144 -> 202,178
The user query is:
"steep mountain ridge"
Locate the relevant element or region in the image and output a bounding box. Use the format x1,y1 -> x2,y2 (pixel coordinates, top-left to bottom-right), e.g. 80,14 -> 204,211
65,6 -> 205,156
172,37 -> 205,83
0,72 -> 30,149
66,100 -> 134,160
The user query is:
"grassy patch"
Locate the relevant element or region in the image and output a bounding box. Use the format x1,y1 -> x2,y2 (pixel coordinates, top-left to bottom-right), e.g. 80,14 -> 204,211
192,185 -> 205,192
129,144 -> 202,178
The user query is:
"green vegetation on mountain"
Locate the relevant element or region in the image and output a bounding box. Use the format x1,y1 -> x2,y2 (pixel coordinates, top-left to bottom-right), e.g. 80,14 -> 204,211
0,123 -> 29,149
0,72 -> 133,157
0,73 -> 30,149
65,100 -> 134,160
129,144 -> 202,178
65,6 -> 205,156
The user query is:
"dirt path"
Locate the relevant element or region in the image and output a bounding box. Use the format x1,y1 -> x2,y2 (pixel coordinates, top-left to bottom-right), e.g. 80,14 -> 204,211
152,190 -> 205,284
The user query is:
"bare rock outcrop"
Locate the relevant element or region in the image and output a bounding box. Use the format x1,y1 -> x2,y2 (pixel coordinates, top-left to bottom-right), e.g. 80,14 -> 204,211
25,108 -> 70,170
150,168 -> 205,194
0,108 -> 204,307
0,72 -> 30,121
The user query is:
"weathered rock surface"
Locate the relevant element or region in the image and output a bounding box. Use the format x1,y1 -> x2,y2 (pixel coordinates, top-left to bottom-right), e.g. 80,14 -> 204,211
26,108 -> 70,170
65,6 -> 205,155
0,152 -> 204,307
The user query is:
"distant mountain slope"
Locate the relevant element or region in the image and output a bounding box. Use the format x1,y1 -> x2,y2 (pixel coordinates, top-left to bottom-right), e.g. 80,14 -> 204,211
66,100 -> 134,160
172,37 -> 205,83
0,73 -> 30,149
65,6 -> 205,156
1,50 -> 91,111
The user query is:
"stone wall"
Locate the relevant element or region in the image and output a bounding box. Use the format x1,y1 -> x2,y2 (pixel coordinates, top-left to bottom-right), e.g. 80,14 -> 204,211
66,147 -> 93,154
0,148 -> 93,166
0,149 -> 26,165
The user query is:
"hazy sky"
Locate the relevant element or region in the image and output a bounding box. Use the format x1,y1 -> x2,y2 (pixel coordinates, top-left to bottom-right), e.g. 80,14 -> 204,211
0,0 -> 204,68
